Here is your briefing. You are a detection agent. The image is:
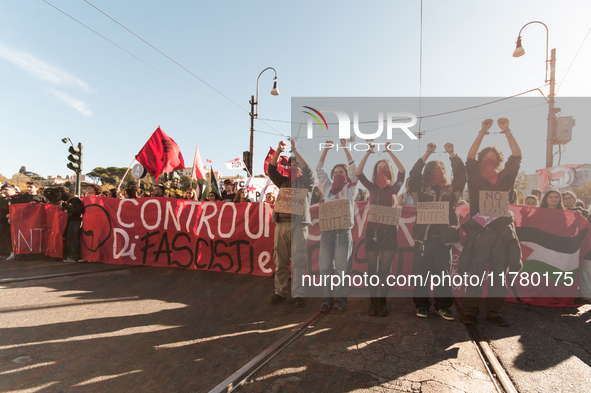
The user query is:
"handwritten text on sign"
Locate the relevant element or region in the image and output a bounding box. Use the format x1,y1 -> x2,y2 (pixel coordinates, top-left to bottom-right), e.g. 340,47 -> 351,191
367,205 -> 401,226
479,191 -> 510,217
274,188 -> 307,216
416,201 -> 450,224
318,199 -> 352,231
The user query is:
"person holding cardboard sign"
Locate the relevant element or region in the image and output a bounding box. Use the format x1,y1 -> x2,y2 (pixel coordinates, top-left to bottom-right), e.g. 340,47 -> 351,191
459,118 -> 523,328
315,139 -> 358,314
267,139 -> 315,308
356,142 -> 405,317
408,142 -> 466,321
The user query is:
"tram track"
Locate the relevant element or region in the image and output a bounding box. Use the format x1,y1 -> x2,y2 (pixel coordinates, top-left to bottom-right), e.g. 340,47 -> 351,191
455,299 -> 518,393
211,300 -> 520,393
0,261 -> 521,392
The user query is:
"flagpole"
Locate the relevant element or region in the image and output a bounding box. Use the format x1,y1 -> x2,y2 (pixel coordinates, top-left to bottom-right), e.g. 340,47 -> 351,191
245,167 -> 252,178
117,159 -> 136,190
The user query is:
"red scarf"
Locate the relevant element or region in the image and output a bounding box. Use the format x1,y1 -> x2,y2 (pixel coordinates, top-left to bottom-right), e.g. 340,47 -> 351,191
376,169 -> 391,189
289,167 -> 303,183
330,173 -> 351,195
430,170 -> 447,188
479,158 -> 499,185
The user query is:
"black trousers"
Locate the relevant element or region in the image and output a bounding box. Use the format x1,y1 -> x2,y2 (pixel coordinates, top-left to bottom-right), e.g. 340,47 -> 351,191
464,226 -> 509,318
412,236 -> 453,310
65,221 -> 81,260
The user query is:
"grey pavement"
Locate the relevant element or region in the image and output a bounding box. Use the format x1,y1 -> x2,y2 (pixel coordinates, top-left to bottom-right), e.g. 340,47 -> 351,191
0,258 -> 590,392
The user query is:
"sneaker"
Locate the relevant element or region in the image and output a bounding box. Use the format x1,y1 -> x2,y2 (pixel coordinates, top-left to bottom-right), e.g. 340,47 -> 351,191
463,314 -> 477,325
331,304 -> 347,314
486,316 -> 509,327
319,302 -> 332,313
6,253 -> 16,261
267,294 -> 286,305
293,297 -> 305,308
416,307 -> 429,318
62,258 -> 78,263
436,308 -> 454,321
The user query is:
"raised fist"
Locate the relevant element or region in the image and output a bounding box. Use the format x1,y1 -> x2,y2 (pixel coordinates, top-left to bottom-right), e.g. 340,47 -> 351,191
444,143 -> 454,153
427,143 -> 436,153
497,118 -> 510,132
277,140 -> 288,152
481,118 -> 494,134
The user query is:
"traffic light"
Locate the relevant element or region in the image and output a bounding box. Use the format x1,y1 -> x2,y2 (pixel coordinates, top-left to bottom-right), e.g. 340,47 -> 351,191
67,143 -> 83,173
243,151 -> 252,173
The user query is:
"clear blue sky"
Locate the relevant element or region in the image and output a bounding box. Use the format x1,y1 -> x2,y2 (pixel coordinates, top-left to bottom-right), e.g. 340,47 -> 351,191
1,0 -> 591,180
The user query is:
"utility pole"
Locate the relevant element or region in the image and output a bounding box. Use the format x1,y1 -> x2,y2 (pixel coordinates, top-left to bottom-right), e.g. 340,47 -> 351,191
546,48 -> 557,168
249,95 -> 256,176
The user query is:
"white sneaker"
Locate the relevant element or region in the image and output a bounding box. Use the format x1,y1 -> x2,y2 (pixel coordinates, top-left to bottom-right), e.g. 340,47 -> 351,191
6,253 -> 15,261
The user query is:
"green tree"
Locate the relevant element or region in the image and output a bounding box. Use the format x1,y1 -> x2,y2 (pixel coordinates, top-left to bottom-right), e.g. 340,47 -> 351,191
11,173 -> 31,193
87,167 -> 135,187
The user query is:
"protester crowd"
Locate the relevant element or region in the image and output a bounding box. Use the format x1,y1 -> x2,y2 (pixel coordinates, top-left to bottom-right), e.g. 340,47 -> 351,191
2,118 -> 591,327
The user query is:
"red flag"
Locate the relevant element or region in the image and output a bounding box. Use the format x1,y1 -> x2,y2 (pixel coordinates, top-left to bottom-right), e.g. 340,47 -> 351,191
191,146 -> 206,180
135,127 -> 185,180
264,147 -> 289,177
535,164 -> 587,192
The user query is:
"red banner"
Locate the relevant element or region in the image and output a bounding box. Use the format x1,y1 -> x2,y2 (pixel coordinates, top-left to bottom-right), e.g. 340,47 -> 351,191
80,197 -> 276,276
10,204 -> 67,258
9,198 -> 591,308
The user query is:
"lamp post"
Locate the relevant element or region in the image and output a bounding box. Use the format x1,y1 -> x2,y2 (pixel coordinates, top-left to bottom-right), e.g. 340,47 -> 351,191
249,67 -> 279,175
513,21 -> 557,168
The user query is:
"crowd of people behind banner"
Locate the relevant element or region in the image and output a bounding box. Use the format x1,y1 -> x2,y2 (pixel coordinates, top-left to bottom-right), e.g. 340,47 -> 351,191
1,118 -> 591,327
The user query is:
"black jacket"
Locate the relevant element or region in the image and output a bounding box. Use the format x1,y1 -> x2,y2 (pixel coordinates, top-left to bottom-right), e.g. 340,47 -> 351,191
409,155 -> 466,245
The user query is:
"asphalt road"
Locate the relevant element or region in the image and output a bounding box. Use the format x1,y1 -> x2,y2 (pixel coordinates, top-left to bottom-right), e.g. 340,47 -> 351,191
0,259 -> 589,392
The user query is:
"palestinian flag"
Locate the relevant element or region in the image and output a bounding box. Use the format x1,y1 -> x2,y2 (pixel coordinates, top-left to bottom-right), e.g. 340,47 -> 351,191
452,205 -> 591,307
510,206 -> 591,306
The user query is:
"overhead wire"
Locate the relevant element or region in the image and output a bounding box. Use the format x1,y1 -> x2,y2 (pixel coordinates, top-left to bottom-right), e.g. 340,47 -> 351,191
418,0 -> 423,154
556,23 -> 591,94
42,0 -> 249,127
83,0 -> 288,138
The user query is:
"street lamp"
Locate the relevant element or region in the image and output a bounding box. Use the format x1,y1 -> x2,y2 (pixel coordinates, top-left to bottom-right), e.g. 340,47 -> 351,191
248,67 -> 279,175
512,21 -> 557,168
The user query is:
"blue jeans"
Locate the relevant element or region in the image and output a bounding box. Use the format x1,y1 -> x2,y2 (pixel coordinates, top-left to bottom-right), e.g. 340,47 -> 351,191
319,228 -> 353,308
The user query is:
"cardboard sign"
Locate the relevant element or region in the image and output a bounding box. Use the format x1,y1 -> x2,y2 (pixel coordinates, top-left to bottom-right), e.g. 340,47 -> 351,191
479,191 -> 510,217
318,199 -> 352,231
274,188 -> 307,215
367,205 -> 401,226
416,201 -> 450,224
